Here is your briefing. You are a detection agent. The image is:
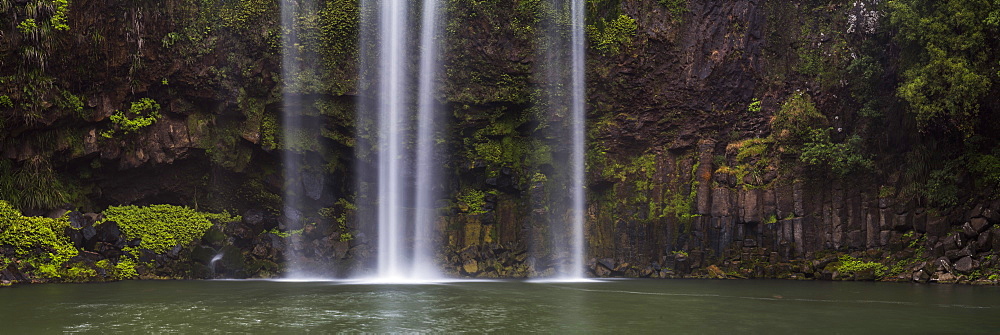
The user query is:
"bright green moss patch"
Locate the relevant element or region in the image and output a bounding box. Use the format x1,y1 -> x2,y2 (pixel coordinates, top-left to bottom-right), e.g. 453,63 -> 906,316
100,205 -> 239,253
0,201 -> 78,279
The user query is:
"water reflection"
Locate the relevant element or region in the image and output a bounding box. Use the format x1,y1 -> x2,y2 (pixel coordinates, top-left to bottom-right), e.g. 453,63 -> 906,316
1,280 -> 998,333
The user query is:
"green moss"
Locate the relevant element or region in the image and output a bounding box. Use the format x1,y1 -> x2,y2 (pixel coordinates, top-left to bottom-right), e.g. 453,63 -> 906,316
457,189 -> 488,214
835,255 -> 887,278
0,201 -> 78,280
100,204 -> 239,254
586,14 -> 637,56
657,0 -> 688,19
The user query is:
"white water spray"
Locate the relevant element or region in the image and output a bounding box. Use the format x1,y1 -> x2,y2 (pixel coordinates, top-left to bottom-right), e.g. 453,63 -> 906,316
359,0 -> 444,281
540,0 -> 587,280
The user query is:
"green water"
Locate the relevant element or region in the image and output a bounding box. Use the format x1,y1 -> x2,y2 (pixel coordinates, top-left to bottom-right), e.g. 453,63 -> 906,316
2,279 -> 999,333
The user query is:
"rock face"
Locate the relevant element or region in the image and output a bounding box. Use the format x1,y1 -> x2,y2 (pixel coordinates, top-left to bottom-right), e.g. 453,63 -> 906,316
0,0 -> 997,284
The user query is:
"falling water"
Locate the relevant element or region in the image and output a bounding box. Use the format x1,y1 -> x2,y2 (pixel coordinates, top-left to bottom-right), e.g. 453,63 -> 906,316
281,0 -> 308,278
568,0 -> 586,280
540,0 -> 586,280
358,0 -> 443,281
412,0 -> 444,280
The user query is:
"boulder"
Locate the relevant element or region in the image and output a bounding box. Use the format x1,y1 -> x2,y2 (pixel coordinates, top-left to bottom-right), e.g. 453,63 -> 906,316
983,207 -> 1000,224
80,225 -> 97,242
969,217 -> 991,233
1,265 -> 28,282
934,257 -> 954,273
961,222 -> 979,238
934,272 -> 958,283
67,211 -> 87,229
912,269 -> 930,283
942,234 -> 963,251
706,265 -> 726,279
975,230 -> 992,252
954,256 -> 977,273
65,226 -> 85,249
93,221 -> 122,244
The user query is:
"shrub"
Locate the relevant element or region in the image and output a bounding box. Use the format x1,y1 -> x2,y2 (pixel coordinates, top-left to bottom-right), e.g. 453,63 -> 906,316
835,255 -> 887,278
586,14 -> 638,55
0,201 -> 78,279
100,204 -> 238,253
799,128 -> 873,175
101,98 -> 162,138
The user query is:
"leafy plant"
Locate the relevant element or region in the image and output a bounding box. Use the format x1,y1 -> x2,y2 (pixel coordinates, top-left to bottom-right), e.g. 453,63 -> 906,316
586,14 -> 638,55
0,201 -> 78,280
100,204 -> 239,253
835,255 -> 887,278
101,98 -> 162,138
799,128 -> 873,175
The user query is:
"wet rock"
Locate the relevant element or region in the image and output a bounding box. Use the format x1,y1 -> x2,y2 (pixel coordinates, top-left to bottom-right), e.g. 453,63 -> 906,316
961,222 -> 979,238
975,230 -> 992,252
137,249 -> 158,263
302,170 -> 324,201
945,246 -> 972,261
65,226 -> 85,249
969,217 -> 990,233
912,269 -> 930,283
333,240 -> 350,259
201,226 -> 227,247
983,207 -> 1000,224
93,221 -> 122,244
67,211 -> 87,229
243,209 -> 266,227
934,272 -> 958,283
93,242 -> 122,259
925,216 -> 949,236
191,246 -> 217,265
1,265 -> 28,283
934,257 -> 954,273
80,225 -> 97,242
991,227 -> 1000,251
954,256 -> 977,273
706,265 -> 726,279
942,234 -> 963,251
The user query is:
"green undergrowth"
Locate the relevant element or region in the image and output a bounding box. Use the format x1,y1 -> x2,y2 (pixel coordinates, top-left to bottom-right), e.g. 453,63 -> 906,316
100,204 -> 240,254
0,201 -> 78,279
834,254 -> 888,278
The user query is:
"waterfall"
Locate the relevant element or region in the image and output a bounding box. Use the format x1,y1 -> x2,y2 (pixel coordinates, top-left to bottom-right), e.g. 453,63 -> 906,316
358,0 -> 443,281
280,0 -> 313,279
540,0 -> 586,280
568,0 -> 586,281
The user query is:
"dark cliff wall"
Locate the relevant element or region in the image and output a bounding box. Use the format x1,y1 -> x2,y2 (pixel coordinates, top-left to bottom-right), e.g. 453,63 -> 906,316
1,0 -> 998,282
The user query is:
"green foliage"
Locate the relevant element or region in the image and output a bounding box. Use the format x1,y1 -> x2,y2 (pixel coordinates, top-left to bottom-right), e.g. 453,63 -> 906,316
770,92 -> 826,147
0,201 -> 78,279
0,158 -> 70,211
457,189 -> 488,214
17,19 -> 37,34
799,128 -> 874,175
100,204 -> 238,253
924,167 -> 959,208
657,0 -> 688,19
887,0 -> 999,137
586,14 -> 637,55
847,55 -> 884,118
50,0 -> 70,31
835,255 -> 888,278
95,259 -> 137,281
747,98 -> 762,112
101,98 -> 162,138
0,95 -> 12,108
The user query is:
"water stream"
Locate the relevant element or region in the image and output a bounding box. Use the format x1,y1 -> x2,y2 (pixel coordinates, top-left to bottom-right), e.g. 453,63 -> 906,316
358,0 -> 443,281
